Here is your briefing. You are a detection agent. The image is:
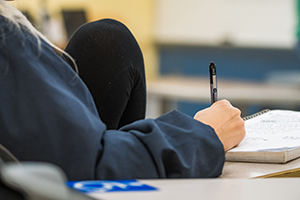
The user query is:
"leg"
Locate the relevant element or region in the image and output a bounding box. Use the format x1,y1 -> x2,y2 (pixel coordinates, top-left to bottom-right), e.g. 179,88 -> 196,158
64,19 -> 146,129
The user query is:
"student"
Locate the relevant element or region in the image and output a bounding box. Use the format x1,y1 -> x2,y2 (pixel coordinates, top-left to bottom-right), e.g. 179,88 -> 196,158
0,0 -> 245,181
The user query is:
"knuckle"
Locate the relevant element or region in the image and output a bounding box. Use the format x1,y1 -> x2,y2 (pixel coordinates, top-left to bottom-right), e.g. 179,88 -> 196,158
233,107 -> 241,116
214,99 -> 230,108
219,99 -> 230,105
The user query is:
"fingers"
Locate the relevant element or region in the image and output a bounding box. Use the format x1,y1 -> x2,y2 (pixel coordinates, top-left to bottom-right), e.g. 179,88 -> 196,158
215,101 -> 245,151
194,99 -> 246,152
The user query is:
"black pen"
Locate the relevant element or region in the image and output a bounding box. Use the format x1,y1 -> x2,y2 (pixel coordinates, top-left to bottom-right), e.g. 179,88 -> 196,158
209,62 -> 218,104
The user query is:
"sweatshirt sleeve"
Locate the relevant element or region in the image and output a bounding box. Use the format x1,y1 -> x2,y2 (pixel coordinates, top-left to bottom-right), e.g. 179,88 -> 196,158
95,110 -> 225,180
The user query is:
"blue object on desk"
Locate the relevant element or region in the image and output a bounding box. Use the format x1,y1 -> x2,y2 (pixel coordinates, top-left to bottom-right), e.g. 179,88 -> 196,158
67,180 -> 158,193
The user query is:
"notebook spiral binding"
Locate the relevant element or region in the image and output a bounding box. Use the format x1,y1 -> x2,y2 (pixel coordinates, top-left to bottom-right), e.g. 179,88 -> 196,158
242,109 -> 270,121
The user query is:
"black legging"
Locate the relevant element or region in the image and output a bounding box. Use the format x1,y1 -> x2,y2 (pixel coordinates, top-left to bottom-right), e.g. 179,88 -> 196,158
64,19 -> 146,130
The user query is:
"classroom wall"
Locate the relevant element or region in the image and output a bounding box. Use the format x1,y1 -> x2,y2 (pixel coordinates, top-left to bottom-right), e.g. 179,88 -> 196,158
11,0 -> 298,82
155,0 -> 297,48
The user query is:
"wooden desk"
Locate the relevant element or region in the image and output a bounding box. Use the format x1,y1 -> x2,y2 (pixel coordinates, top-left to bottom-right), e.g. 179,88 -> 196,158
221,158 -> 300,178
91,178 -> 300,200
146,76 -> 300,117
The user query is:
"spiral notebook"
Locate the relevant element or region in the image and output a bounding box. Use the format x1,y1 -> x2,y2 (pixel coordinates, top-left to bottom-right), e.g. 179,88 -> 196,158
225,109 -> 300,163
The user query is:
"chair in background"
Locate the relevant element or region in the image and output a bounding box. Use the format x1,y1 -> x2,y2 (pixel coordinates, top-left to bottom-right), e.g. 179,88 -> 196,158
0,144 -> 95,200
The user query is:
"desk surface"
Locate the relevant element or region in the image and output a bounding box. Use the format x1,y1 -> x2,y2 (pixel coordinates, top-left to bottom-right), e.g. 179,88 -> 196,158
93,178 -> 300,200
147,76 -> 300,105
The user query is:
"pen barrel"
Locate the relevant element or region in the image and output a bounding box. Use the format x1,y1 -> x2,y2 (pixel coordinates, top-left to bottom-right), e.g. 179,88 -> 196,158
210,75 -> 217,104
210,86 -> 218,104
211,90 -> 217,104
210,75 -> 217,87
209,62 -> 217,104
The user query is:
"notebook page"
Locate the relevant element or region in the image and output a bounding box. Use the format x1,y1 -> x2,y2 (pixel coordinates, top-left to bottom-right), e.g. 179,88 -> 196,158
229,110 -> 300,152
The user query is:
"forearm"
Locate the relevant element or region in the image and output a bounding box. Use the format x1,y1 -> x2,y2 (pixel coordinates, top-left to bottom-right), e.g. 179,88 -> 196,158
96,110 -> 225,180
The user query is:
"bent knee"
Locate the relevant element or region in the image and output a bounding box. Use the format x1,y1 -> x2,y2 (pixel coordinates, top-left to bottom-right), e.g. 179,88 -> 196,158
79,18 -> 131,37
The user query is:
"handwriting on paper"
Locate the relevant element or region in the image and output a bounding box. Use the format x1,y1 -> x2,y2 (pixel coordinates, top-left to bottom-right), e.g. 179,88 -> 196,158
229,110 -> 300,152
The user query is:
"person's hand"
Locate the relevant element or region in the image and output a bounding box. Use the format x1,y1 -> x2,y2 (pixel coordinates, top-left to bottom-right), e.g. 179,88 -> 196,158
193,99 -> 245,152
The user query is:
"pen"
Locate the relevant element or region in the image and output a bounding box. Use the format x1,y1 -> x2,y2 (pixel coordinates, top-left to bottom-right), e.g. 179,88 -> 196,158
209,62 -> 218,104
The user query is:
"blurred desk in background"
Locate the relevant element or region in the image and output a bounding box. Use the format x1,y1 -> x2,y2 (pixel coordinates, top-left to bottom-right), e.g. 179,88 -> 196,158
146,76 -> 300,118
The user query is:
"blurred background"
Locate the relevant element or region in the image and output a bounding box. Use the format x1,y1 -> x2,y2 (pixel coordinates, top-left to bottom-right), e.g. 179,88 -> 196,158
10,0 -> 300,118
